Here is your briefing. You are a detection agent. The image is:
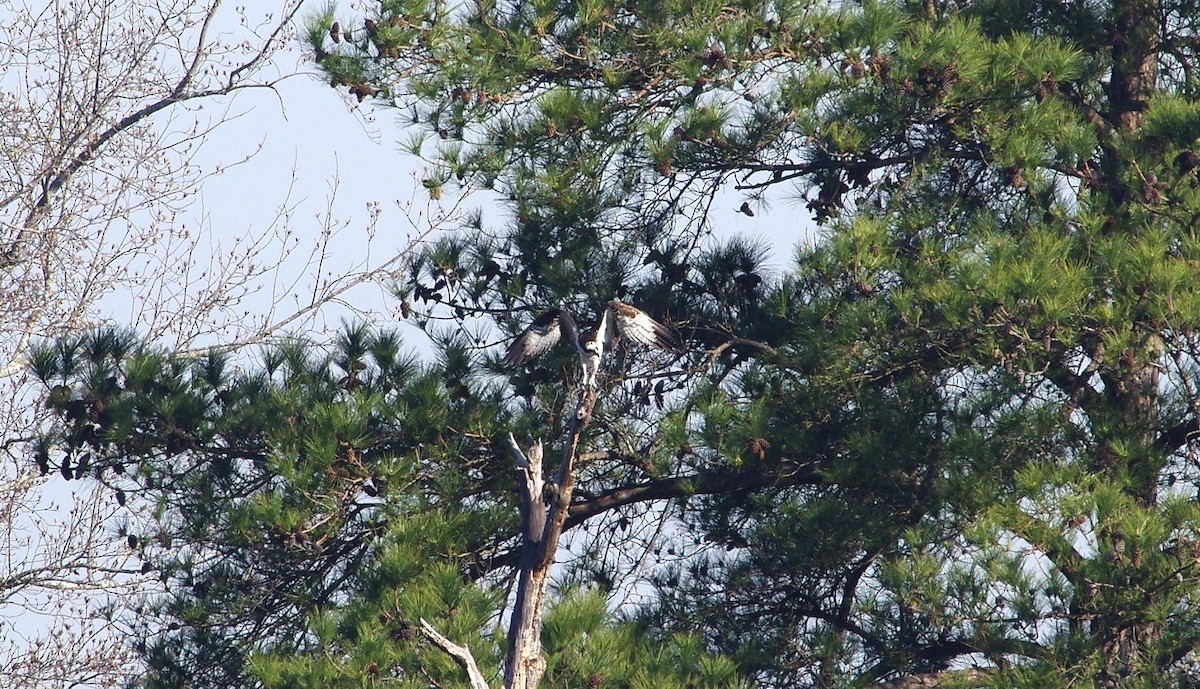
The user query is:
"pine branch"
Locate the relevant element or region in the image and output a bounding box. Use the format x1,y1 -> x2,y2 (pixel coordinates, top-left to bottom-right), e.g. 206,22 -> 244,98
565,459 -> 821,529
468,458 -> 824,579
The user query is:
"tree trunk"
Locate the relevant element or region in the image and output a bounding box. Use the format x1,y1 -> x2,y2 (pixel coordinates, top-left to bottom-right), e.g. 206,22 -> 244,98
421,388 -> 596,689
504,389 -> 596,689
1108,0 -> 1159,131
1093,1 -> 1164,684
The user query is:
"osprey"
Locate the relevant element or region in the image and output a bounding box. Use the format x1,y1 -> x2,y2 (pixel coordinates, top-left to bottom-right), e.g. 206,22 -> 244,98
504,300 -> 681,388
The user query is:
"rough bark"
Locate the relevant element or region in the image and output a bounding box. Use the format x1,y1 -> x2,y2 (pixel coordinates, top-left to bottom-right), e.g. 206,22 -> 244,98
504,388 -> 596,689
1093,1 -> 1165,684
419,619 -> 491,689
1108,0 -> 1160,131
419,387 -> 598,689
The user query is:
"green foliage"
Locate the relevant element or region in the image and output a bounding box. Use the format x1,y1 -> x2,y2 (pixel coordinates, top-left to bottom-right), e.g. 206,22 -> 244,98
30,0 -> 1200,687
32,321 -> 749,688
295,0 -> 1200,684
31,324 -> 517,688
539,589 -> 749,689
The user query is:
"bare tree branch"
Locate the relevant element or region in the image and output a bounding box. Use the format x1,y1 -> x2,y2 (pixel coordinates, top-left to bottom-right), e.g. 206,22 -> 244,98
418,619 -> 491,689
0,3 -> 460,687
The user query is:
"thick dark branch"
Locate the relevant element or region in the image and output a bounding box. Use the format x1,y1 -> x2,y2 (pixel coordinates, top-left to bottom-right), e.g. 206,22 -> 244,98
786,602 -> 879,647
730,145 -> 989,192
705,335 -> 778,361
565,459 -> 821,529
864,635 -> 1040,687
467,459 -> 820,579
837,550 -> 880,636
1156,417 -> 1199,455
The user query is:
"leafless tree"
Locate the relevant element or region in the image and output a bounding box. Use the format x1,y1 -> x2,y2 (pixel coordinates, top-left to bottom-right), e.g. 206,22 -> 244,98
0,2 -> 451,686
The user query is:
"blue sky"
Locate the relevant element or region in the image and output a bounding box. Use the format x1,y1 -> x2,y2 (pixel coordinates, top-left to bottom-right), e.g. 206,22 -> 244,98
157,42 -> 815,356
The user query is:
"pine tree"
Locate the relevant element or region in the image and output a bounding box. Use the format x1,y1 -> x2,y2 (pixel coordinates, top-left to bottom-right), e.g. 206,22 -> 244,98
29,1 -> 1200,688
31,325 -> 748,688
299,0 -> 1200,686
30,325 -> 518,688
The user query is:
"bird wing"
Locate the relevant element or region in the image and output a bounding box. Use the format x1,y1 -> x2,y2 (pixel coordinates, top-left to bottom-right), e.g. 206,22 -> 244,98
607,300 -> 681,352
503,308 -> 580,366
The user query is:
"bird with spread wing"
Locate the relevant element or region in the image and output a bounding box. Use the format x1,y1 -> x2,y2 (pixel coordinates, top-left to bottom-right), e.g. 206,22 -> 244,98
504,300 -> 681,388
